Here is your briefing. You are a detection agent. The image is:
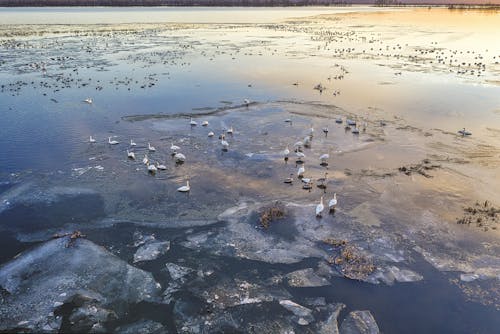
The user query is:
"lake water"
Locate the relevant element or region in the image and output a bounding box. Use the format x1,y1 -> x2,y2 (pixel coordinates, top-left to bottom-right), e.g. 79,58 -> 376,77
0,6 -> 499,334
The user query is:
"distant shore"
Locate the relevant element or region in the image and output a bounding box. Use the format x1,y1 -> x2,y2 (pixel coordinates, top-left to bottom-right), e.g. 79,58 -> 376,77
0,1 -> 499,8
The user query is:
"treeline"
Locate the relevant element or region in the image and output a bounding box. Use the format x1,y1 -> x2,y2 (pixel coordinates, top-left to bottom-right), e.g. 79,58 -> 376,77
0,0 -> 364,6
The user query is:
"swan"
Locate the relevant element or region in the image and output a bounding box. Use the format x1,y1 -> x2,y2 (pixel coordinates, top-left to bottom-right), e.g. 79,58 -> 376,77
108,137 -> 119,145
303,181 -> 313,190
142,154 -> 149,165
147,162 -> 157,173
317,172 -> 328,189
244,99 -> 250,106
89,135 -> 96,143
458,128 -> 472,136
174,152 -> 186,163
148,142 -> 156,152
177,180 -> 190,192
301,177 -> 312,183
227,126 -> 234,135
285,118 -> 292,123
335,118 -> 343,124
127,150 -> 135,160
303,136 -> 311,148
130,139 -> 137,146
284,173 -> 293,184
322,127 -> 329,135
309,125 -> 314,137
297,164 -> 305,178
296,151 -> 306,162
156,162 -> 167,170
221,135 -> 229,151
352,126 -> 360,134
346,118 -> 356,126
202,121 -> 209,126
329,193 -> 337,212
316,197 -> 324,217
283,146 -> 290,161
170,142 -> 180,153
319,153 -> 329,165
294,141 -> 303,151
84,98 -> 93,104
208,131 -> 215,137
190,118 -> 197,126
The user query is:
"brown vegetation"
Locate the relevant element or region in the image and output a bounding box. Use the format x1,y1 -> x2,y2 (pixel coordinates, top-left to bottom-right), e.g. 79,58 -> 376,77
456,200 -> 499,232
259,201 -> 285,229
323,238 -> 376,280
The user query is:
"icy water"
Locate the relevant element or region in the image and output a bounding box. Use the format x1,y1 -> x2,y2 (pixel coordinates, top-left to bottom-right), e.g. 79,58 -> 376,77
0,6 -> 499,334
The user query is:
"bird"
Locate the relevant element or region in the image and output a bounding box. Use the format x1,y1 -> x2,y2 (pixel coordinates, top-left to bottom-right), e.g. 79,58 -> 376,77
303,181 -> 313,191
177,180 -> 190,192
208,131 -> 215,137
319,153 -> 329,166
362,122 -> 367,132
352,126 -> 360,134
317,172 -> 328,189
89,135 -> 96,143
190,118 -> 197,126
296,151 -> 306,162
284,173 -> 294,184
108,136 -> 119,145
147,162 -> 157,174
297,164 -> 305,178
227,126 -> 234,135
221,135 -> 229,151
309,125 -> 314,137
301,177 -> 312,183
346,118 -> 356,126
156,162 -> 167,170
202,121 -> 209,126
329,193 -> 337,213
84,97 -> 93,104
244,99 -> 250,106
174,152 -> 186,163
335,118 -> 343,124
294,141 -> 304,151
282,146 -> 290,161
316,197 -> 325,217
127,150 -> 135,160
148,142 -> 156,152
170,142 -> 180,153
458,128 -> 472,136
322,127 -> 329,135
130,139 -> 137,146
303,136 -> 311,148
142,154 -> 149,165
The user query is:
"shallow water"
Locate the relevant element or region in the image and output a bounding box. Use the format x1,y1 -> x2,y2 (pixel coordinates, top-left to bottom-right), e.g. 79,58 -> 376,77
0,6 -> 499,333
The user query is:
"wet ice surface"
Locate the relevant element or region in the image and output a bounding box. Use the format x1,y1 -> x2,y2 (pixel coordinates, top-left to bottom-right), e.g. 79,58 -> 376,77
0,7 -> 500,334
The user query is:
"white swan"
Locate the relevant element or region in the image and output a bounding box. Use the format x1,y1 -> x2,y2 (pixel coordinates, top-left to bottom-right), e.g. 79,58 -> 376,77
174,152 -> 186,163
294,141 -> 304,150
147,162 -> 157,173
303,136 -> 311,148
297,164 -> 305,178
130,139 -> 137,146
108,137 -> 119,145
177,180 -> 190,192
309,125 -> 314,137
346,118 -> 356,126
142,154 -> 149,165
316,196 -> 324,217
202,121 -> 209,126
170,142 -> 180,153
244,99 -> 250,106
322,127 -> 329,134
329,193 -> 337,212
89,135 -> 96,143
190,118 -> 197,126
156,162 -> 167,170
221,135 -> 229,151
84,97 -> 93,104
296,151 -> 306,162
335,118 -> 343,124
148,142 -> 156,152
284,173 -> 293,184
319,153 -> 329,163
283,146 -> 290,161
208,131 -> 215,137
352,126 -> 360,134
227,126 -> 234,134
127,150 -> 135,160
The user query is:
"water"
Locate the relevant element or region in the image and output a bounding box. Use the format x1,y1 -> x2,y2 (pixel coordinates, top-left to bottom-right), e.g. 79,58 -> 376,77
0,6 -> 499,333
